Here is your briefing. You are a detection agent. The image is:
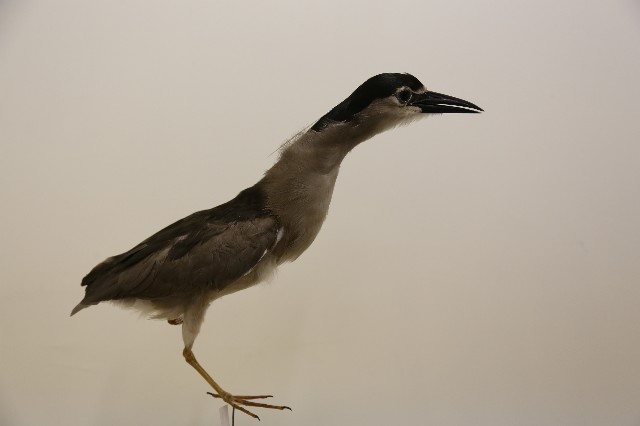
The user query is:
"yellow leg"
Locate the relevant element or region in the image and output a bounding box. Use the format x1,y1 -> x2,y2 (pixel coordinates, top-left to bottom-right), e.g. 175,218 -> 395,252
183,348 -> 291,420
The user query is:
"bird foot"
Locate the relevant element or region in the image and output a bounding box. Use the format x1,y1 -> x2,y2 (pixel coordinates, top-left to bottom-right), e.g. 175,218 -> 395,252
206,391 -> 291,420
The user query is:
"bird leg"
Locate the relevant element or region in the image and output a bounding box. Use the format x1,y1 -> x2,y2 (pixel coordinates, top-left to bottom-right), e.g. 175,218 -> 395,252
182,348 -> 291,420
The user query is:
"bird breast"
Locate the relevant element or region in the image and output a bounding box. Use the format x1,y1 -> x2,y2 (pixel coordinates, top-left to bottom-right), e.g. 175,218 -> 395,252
268,167 -> 339,263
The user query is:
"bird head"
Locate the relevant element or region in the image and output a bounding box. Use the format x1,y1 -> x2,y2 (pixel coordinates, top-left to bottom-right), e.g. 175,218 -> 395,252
311,73 -> 482,135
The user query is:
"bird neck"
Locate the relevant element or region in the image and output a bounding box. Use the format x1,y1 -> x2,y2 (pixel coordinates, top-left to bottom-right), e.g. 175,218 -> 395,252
271,119 -> 384,172
260,125 -> 370,261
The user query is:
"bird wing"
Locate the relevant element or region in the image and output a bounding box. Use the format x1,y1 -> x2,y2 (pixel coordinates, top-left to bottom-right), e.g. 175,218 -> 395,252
79,186 -> 280,304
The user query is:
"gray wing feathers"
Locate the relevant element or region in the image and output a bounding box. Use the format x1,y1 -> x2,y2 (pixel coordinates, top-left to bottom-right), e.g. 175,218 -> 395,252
78,216 -> 279,305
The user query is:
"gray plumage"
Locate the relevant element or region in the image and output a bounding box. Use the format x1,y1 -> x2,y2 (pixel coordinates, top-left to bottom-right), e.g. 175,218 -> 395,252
71,73 -> 482,420
72,184 -> 278,314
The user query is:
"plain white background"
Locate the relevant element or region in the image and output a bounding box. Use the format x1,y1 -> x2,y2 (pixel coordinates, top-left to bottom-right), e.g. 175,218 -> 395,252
1,1 -> 639,425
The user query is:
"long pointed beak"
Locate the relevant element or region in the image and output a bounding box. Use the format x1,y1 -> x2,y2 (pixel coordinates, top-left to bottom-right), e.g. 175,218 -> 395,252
412,91 -> 483,113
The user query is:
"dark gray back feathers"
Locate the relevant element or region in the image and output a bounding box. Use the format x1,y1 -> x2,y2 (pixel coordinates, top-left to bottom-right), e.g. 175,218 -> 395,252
79,184 -> 279,304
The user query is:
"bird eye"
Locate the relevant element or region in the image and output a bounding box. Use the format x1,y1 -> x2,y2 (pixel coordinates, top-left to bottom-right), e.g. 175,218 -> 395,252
396,88 -> 412,104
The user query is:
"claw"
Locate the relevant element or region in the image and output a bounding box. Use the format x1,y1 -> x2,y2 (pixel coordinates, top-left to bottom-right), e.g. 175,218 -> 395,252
234,395 -> 273,400
237,399 -> 292,411
207,391 -> 288,419
208,392 -> 273,400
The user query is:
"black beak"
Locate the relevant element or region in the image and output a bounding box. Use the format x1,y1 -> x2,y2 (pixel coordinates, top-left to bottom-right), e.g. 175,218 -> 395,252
412,91 -> 483,114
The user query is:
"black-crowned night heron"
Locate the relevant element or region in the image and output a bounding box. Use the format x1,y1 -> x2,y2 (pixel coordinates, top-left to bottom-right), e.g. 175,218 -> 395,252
71,73 -> 482,420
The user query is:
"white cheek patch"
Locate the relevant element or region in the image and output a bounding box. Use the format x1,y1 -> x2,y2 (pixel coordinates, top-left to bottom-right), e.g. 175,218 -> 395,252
393,112 -> 428,129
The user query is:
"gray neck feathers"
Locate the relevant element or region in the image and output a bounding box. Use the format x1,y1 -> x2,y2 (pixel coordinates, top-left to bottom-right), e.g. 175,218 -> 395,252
259,122 -> 374,261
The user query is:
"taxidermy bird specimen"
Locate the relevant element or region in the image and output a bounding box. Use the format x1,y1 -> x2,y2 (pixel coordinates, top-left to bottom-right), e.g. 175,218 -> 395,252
71,73 -> 482,420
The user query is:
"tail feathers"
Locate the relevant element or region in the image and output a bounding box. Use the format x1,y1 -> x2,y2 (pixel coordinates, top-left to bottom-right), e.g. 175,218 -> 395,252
70,303 -> 90,316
